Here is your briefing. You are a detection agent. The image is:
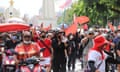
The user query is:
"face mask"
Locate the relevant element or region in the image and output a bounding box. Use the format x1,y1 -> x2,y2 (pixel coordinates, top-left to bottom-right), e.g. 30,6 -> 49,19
94,32 -> 99,36
117,33 -> 120,37
23,40 -> 31,44
70,35 -> 73,40
11,36 -> 17,40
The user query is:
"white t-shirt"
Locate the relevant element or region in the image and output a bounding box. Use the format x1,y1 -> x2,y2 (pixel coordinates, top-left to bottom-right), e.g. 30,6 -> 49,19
88,50 -> 107,72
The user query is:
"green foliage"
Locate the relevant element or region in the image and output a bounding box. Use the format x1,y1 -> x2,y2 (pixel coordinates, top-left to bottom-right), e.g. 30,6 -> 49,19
57,8 -> 73,25
57,0 -> 120,26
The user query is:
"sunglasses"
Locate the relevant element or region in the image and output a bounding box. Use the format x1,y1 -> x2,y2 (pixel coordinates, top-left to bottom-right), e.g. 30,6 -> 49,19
89,33 -> 94,35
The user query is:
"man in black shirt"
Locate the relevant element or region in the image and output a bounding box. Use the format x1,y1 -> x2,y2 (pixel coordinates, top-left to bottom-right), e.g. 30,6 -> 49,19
6,34 -> 20,49
52,32 -> 67,72
67,34 -> 76,71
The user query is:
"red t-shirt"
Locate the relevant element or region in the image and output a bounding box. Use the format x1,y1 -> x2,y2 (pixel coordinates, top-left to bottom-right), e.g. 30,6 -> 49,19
37,38 -> 51,57
105,41 -> 112,52
15,42 -> 41,60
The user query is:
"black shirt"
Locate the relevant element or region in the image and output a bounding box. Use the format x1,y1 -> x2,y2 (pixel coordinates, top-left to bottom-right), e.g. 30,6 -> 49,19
52,38 -> 66,58
67,40 -> 76,53
6,40 -> 20,49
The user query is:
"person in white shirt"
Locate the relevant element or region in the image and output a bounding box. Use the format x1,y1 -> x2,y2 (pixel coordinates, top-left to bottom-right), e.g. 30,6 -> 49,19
88,35 -> 109,72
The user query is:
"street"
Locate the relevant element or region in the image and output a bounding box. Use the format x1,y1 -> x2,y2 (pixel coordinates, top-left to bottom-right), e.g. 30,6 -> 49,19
67,59 -> 84,72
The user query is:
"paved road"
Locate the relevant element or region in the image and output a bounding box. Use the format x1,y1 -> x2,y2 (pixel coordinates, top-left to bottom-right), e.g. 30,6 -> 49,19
67,59 -> 84,72
51,59 -> 84,72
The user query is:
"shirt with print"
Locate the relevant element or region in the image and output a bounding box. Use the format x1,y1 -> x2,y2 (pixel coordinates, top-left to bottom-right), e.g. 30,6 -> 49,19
88,50 -> 107,72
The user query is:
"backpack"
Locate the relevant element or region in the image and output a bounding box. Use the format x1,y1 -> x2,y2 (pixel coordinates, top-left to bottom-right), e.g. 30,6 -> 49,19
84,61 -> 103,72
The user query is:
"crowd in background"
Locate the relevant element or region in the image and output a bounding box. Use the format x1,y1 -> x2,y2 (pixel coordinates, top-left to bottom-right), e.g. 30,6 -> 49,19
1,25 -> 120,72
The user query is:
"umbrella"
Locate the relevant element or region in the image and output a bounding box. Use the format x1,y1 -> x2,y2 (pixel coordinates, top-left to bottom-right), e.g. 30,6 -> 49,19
58,23 -> 68,29
76,16 -> 89,25
0,23 -> 30,32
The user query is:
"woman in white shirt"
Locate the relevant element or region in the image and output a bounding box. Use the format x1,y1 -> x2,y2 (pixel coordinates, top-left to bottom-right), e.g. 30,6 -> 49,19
88,35 -> 109,72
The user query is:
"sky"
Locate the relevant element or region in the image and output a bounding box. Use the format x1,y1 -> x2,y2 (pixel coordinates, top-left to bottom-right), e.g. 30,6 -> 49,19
0,0 -> 75,17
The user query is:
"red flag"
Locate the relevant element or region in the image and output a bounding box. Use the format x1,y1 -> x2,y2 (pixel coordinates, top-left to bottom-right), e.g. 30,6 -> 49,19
64,13 -> 78,36
65,16 -> 78,36
108,22 -> 114,31
76,16 -> 89,25
65,23 -> 78,36
60,0 -> 72,9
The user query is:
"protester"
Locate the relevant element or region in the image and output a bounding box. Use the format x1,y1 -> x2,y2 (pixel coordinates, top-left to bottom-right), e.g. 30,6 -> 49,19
52,31 -> 67,72
37,31 -> 53,72
87,35 -> 109,72
113,29 -> 120,71
67,34 -> 76,71
0,22 -> 119,72
0,35 -> 5,72
15,31 -> 41,61
6,33 -> 20,49
75,32 -> 84,59
81,30 -> 94,68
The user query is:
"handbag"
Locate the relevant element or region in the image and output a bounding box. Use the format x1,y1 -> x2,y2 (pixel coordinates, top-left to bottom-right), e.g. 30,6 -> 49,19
84,61 -> 103,72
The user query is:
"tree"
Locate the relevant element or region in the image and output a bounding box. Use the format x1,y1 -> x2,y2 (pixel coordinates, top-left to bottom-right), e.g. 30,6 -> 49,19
57,8 -> 73,25
58,0 -> 120,26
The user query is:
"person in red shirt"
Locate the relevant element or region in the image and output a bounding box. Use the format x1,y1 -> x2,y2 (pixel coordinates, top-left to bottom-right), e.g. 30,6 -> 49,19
37,31 -> 53,72
15,31 -> 41,61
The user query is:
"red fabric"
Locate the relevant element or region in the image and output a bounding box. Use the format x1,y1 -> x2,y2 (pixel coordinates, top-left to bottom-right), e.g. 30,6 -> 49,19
105,41 -> 112,52
76,16 -> 89,25
65,23 -> 78,36
33,31 -> 39,42
0,23 -> 30,32
65,17 -> 78,36
37,38 -> 52,57
15,42 -> 40,60
91,35 -> 108,60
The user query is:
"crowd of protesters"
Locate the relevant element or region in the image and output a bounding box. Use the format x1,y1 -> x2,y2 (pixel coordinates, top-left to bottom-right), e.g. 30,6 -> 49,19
1,25 -> 120,72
